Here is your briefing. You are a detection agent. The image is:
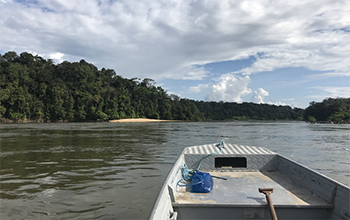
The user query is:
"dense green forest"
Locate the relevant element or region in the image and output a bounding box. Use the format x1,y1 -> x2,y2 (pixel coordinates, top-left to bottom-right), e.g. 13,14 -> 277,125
0,51 -> 337,123
304,98 -> 350,123
195,101 -> 304,121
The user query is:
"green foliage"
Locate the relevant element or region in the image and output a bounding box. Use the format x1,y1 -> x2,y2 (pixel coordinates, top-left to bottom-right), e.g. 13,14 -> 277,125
1,51 -> 306,122
304,98 -> 350,123
0,105 -> 6,118
2,51 -> 18,62
308,116 -> 316,123
328,108 -> 350,123
194,101 -> 303,121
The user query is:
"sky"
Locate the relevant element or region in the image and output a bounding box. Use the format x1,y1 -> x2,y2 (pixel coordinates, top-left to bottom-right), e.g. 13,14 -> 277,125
1,0 -> 349,108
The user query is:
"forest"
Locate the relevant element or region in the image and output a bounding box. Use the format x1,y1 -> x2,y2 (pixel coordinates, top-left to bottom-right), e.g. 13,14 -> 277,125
304,98 -> 350,124
0,51 -> 345,123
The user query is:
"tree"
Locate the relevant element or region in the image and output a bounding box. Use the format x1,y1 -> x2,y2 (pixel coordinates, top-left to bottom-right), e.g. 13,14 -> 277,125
328,108 -> 350,123
304,98 -> 350,123
2,51 -> 18,62
0,51 -> 313,123
0,54 -> 4,64
141,78 -> 156,88
308,116 -> 316,123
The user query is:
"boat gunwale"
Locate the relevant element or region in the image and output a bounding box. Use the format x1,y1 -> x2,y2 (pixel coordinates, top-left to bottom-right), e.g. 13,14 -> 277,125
148,147 -> 187,219
172,203 -> 334,209
276,154 -> 350,191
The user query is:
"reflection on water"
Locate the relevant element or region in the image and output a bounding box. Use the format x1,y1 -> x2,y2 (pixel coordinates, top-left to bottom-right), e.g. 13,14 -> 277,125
0,122 -> 349,219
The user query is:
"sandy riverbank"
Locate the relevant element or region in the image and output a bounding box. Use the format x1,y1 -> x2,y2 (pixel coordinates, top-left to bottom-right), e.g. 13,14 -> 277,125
109,118 -> 181,123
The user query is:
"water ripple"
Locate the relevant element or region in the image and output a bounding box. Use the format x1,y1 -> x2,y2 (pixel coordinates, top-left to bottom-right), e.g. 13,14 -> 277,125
0,122 -> 349,219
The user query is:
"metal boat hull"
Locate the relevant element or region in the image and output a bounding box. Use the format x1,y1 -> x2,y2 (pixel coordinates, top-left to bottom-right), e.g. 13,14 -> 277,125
149,143 -> 350,220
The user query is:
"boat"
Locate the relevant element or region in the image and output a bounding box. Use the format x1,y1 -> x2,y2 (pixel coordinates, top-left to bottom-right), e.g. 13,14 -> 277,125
149,141 -> 350,220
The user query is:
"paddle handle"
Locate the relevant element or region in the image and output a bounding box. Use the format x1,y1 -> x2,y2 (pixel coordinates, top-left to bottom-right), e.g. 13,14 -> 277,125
258,188 -> 278,220
265,192 -> 278,220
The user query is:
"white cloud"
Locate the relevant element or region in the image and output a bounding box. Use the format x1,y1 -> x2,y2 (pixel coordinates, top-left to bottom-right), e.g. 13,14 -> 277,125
171,65 -> 210,80
307,71 -> 350,78
251,88 -> 269,104
0,0 -> 349,82
267,101 -> 288,106
49,52 -> 65,63
188,84 -> 209,94
311,86 -> 350,97
281,98 -> 295,102
205,74 -> 252,102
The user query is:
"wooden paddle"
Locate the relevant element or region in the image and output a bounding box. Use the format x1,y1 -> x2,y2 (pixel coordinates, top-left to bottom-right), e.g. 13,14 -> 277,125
258,188 -> 278,220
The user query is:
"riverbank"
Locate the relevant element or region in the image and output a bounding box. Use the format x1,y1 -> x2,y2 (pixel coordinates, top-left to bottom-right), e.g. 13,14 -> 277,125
109,118 -> 182,123
0,118 -> 181,123
0,118 -> 69,123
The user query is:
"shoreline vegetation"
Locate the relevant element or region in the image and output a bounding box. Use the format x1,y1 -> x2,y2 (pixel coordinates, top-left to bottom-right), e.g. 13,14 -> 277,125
0,52 -> 304,123
0,117 -> 302,123
1,52 -> 349,124
304,98 -> 350,124
0,118 -> 181,123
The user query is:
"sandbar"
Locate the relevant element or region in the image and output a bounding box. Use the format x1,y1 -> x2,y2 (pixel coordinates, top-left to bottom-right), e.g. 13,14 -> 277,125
109,118 -> 180,123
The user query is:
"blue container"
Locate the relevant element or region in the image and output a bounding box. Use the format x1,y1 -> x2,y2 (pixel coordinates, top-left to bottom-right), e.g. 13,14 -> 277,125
190,171 -> 214,193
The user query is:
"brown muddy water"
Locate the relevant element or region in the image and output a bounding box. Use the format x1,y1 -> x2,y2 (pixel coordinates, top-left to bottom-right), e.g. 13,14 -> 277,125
0,122 -> 349,219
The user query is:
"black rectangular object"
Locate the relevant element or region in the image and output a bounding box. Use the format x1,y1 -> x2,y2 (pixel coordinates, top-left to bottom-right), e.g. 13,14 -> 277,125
215,157 -> 247,168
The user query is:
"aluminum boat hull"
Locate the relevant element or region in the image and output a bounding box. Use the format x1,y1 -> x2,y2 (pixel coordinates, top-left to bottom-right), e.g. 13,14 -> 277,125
149,143 -> 350,220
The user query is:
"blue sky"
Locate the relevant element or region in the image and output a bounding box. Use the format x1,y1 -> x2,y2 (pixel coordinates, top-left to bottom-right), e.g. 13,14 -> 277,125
1,0 -> 349,108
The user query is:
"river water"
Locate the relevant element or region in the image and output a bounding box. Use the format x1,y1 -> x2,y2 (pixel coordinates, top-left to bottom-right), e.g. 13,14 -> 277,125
0,121 -> 349,219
